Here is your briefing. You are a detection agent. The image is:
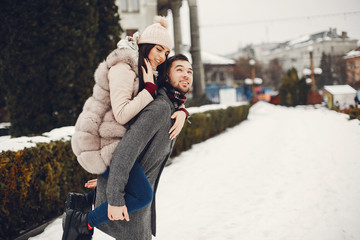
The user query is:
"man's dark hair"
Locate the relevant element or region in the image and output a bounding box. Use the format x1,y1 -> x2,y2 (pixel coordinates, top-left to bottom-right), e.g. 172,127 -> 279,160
157,54 -> 190,87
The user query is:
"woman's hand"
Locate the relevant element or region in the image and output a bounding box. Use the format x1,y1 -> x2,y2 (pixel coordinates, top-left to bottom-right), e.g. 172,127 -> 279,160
84,179 -> 97,189
141,59 -> 154,84
169,110 -> 187,140
108,204 -> 130,221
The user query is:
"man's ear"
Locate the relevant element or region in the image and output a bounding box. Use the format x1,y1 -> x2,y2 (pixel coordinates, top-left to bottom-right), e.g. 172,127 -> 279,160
165,74 -> 169,82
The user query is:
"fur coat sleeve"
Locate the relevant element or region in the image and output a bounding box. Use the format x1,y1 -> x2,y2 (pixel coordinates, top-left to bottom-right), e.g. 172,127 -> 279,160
109,62 -> 154,125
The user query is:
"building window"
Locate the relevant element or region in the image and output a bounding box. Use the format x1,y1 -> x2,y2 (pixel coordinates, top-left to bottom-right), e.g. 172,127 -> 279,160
211,72 -> 217,82
219,72 -> 225,81
349,62 -> 355,70
121,0 -> 139,13
121,0 -> 127,11
126,29 -> 138,36
132,0 -> 139,11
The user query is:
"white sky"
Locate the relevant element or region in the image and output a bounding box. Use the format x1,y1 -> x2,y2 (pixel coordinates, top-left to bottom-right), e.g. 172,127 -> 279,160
174,0 -> 360,55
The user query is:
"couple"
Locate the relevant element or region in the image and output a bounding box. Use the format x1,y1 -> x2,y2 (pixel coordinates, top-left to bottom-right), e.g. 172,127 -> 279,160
63,16 -> 193,240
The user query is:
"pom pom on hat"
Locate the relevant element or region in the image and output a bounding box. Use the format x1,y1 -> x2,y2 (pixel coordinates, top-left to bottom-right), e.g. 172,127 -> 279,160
138,15 -> 173,50
154,15 -> 169,29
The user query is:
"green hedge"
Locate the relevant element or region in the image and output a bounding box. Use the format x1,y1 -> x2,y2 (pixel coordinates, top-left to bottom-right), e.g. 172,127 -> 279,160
171,105 -> 250,157
0,104 -> 249,239
348,108 -> 360,120
0,141 -> 94,240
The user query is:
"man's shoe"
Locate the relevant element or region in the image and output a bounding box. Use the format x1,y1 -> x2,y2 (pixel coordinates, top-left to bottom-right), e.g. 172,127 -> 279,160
65,192 -> 94,213
62,209 -> 93,240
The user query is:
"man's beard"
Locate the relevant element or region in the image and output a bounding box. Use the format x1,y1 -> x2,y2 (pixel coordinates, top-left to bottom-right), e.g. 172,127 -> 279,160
175,86 -> 188,95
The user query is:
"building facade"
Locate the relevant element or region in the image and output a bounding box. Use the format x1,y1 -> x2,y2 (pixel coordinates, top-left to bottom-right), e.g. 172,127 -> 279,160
260,28 -> 358,77
202,51 -> 236,87
116,0 -> 158,37
344,49 -> 360,89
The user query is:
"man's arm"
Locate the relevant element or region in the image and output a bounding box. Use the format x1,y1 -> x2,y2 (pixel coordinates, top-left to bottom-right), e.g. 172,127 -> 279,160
106,100 -> 170,206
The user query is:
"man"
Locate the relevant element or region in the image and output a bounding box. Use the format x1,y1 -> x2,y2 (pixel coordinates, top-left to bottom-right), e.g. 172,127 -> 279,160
64,54 -> 193,240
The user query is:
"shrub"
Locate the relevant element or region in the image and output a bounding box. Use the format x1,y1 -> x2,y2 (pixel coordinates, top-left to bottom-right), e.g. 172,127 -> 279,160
171,105 -> 250,157
279,68 -> 310,106
348,108 -> 360,120
0,141 -> 94,239
0,0 -> 121,137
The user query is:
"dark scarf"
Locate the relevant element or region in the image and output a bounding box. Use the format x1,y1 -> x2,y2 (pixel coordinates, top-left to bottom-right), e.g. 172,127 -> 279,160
163,83 -> 186,110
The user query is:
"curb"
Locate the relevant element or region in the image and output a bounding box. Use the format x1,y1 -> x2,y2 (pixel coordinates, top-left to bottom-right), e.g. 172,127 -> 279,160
14,215 -> 63,240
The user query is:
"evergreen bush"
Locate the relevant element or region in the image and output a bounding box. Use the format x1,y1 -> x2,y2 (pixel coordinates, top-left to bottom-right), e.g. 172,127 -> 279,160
0,141 -> 94,239
0,0 -> 121,137
95,0 -> 122,62
279,68 -> 310,106
348,108 -> 360,120
171,105 -> 250,157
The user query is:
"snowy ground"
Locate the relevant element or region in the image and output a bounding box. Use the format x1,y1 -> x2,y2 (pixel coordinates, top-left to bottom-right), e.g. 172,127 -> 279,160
0,102 -> 244,152
29,102 -> 360,240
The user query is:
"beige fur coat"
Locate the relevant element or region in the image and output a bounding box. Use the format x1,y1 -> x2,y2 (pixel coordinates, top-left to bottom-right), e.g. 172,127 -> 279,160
71,36 -> 153,174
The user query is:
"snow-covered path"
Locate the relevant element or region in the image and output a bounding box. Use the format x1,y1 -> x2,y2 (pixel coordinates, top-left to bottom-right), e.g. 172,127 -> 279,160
31,102 -> 360,240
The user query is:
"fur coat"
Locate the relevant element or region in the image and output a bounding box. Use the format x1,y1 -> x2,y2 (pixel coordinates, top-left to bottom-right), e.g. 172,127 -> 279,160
71,35 -> 154,174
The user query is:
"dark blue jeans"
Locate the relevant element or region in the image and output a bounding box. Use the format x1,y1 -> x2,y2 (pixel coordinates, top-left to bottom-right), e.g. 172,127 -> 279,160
87,161 -> 153,227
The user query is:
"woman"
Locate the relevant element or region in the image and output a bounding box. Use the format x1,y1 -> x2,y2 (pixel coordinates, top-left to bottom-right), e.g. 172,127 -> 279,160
63,16 -> 188,240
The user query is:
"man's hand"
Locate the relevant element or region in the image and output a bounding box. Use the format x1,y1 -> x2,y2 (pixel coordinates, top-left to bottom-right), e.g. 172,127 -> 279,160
108,204 -> 130,221
84,179 -> 97,189
169,110 -> 186,140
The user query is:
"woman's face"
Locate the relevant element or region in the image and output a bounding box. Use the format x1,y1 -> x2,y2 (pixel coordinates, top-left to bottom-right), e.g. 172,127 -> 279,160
147,45 -> 170,68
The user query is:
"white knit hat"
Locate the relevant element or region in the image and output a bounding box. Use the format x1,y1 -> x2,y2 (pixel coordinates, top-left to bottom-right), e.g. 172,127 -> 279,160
138,16 -> 173,50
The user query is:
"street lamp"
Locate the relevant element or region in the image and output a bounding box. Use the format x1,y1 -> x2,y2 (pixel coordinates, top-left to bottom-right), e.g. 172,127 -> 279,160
306,46 -> 322,105
308,46 -> 316,91
249,59 -> 258,104
303,67 -> 322,85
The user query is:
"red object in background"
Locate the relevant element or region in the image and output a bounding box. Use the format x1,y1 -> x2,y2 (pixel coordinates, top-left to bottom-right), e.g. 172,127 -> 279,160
270,94 -> 280,105
307,91 -> 323,105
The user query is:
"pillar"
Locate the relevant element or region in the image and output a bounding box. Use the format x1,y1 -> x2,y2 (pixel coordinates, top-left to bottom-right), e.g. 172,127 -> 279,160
188,0 -> 205,98
170,0 -> 182,54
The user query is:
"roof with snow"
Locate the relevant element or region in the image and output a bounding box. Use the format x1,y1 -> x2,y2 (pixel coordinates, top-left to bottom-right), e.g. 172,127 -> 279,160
201,51 -> 235,65
324,85 -> 356,95
169,49 -> 235,65
270,28 -> 352,51
344,49 -> 360,59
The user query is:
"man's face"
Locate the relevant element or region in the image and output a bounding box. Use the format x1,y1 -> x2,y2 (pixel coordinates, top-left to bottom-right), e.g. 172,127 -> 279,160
166,60 -> 193,94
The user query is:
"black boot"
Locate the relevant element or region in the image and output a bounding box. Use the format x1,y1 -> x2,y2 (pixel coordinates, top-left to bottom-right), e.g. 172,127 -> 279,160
65,191 -> 94,213
63,192 -> 94,230
62,209 -> 93,240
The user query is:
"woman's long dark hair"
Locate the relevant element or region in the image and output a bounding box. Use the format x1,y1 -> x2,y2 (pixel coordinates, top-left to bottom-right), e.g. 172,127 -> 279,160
138,44 -> 167,91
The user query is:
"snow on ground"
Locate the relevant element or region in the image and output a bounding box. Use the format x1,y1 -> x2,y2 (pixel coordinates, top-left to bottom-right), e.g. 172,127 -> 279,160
0,126 -> 74,152
29,102 -> 360,240
0,104 -> 245,153
0,122 -> 10,129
